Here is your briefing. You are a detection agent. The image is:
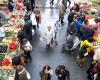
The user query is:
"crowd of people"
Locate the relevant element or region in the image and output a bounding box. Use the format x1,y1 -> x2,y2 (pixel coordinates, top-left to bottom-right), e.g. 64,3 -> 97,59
66,1 -> 100,80
0,0 -> 100,80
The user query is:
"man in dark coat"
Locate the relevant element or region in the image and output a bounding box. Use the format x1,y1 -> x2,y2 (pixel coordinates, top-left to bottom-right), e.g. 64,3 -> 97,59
67,10 -> 76,27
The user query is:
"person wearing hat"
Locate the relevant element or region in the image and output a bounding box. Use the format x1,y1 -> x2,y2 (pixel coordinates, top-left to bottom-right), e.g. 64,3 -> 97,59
0,21 -> 5,42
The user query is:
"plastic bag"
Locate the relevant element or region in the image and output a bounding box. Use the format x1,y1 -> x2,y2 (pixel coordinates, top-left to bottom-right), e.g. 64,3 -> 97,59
26,70 -> 31,80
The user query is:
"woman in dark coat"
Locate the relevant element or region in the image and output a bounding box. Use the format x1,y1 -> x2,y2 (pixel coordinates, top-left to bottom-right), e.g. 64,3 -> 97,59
55,65 -> 70,80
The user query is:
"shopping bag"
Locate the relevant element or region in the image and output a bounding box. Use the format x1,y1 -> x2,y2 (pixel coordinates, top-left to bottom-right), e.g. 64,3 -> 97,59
26,70 -> 31,80
32,29 -> 35,36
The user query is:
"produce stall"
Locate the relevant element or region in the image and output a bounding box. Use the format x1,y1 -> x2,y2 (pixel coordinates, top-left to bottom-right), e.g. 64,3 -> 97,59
0,1 -> 25,80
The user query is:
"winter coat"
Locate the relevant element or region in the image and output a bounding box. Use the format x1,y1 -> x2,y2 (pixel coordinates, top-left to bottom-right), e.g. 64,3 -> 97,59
44,29 -> 55,45
59,3 -> 65,17
55,66 -> 70,80
67,22 -> 77,35
68,13 -> 74,24
23,20 -> 32,40
15,66 -> 31,80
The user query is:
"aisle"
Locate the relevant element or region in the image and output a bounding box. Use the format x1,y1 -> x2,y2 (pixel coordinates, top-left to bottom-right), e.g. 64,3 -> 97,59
26,0 -> 88,80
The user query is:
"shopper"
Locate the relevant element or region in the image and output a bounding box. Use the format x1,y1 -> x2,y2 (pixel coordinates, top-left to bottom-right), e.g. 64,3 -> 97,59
77,44 -> 89,67
59,2 -> 65,25
40,65 -> 53,80
24,20 -> 33,41
54,20 -> 61,45
30,11 -> 37,34
67,10 -> 76,27
15,65 -> 31,80
12,51 -> 25,66
67,20 -> 77,36
34,6 -> 41,28
44,25 -> 55,47
23,39 -> 32,62
62,0 -> 67,11
55,65 -> 70,80
17,30 -> 26,49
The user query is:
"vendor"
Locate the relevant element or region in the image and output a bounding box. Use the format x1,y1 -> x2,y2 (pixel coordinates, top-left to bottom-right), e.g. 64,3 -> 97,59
0,21 -> 5,42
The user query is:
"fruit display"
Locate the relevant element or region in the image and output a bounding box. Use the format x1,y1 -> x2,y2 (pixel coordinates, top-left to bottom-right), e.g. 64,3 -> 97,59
2,39 -> 11,46
80,4 -> 92,11
9,42 -> 19,51
0,0 -> 8,4
0,68 -> 15,80
86,15 -> 95,19
2,59 -> 11,66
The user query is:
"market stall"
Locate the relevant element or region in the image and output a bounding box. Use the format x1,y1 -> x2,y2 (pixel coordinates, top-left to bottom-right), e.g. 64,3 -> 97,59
79,2 -> 100,62
0,1 -> 26,80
